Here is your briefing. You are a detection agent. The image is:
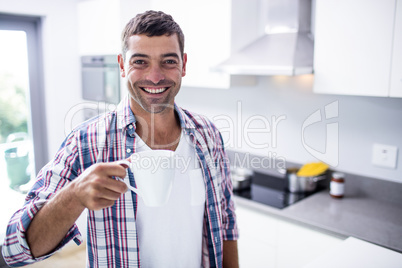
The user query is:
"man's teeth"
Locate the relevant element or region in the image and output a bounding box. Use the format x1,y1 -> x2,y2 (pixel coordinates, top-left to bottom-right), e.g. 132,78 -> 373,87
142,87 -> 168,94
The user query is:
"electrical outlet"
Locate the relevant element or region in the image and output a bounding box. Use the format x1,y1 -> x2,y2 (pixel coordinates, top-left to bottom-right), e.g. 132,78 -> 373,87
371,144 -> 398,169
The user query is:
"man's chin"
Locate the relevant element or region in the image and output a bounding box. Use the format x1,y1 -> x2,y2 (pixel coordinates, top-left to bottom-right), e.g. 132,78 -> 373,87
128,91 -> 176,114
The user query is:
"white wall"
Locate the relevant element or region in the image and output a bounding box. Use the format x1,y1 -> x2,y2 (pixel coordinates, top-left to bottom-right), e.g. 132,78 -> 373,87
176,76 -> 402,182
1,0 -> 401,184
0,0 -> 82,160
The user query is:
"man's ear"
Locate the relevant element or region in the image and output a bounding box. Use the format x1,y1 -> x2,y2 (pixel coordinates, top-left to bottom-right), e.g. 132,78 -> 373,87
118,54 -> 125,78
182,53 -> 187,77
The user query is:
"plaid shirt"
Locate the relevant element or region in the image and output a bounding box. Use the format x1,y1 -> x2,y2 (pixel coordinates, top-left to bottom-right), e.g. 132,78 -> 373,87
2,95 -> 238,268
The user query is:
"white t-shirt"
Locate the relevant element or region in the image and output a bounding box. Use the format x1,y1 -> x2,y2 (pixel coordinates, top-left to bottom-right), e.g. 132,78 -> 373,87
135,132 -> 205,268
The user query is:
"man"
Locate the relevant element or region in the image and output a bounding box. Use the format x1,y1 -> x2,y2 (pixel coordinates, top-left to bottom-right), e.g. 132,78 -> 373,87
2,10 -> 238,268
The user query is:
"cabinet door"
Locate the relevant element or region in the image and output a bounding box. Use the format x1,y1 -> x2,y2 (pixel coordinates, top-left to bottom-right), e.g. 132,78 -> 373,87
151,0 -> 231,89
314,0 -> 395,96
78,0 -> 121,55
235,203 -> 344,267
390,0 -> 402,97
236,205 -> 278,267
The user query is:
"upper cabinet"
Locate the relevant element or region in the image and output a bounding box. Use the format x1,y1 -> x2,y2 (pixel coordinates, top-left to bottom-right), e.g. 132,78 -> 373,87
78,0 -> 234,89
77,0 -> 122,55
313,0 -> 402,97
150,0 -> 232,89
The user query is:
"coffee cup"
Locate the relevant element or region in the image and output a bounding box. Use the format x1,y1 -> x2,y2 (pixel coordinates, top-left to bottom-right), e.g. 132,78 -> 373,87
118,150 -> 175,207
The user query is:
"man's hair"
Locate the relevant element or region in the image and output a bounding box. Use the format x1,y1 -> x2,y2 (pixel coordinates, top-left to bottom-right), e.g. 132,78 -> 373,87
121,10 -> 185,61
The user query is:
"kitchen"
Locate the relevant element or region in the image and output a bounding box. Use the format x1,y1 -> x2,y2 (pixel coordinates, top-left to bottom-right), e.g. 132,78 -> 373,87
1,0 -> 402,267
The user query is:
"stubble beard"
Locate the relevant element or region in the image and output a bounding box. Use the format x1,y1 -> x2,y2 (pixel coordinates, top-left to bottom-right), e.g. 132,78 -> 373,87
127,79 -> 179,114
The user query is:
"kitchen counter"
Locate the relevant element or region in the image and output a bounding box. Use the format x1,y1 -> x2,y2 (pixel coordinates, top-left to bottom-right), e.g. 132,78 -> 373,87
234,173 -> 402,254
281,190 -> 402,253
227,150 -> 402,253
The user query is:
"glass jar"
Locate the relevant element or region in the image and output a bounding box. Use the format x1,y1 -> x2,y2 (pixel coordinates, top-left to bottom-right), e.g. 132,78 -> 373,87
330,172 -> 345,198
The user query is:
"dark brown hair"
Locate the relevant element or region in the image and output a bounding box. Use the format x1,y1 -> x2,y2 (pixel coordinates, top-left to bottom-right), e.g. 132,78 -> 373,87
121,10 -> 185,60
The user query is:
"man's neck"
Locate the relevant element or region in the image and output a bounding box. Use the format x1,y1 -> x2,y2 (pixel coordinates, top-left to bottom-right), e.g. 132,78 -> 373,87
132,105 -> 182,151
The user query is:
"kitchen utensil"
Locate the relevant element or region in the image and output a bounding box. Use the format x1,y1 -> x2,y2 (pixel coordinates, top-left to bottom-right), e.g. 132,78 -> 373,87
287,167 -> 327,193
231,167 -> 253,190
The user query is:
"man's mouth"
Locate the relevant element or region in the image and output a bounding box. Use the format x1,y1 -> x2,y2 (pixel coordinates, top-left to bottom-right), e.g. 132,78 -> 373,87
141,87 -> 169,94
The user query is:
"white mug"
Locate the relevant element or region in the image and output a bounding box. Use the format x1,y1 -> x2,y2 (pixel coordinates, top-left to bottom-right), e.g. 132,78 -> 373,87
118,150 -> 175,207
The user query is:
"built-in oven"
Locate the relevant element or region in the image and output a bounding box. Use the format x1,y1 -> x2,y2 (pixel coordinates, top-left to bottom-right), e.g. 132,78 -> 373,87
81,55 -> 120,104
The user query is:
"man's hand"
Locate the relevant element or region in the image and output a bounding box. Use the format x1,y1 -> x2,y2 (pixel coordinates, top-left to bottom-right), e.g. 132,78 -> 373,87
71,162 -> 129,211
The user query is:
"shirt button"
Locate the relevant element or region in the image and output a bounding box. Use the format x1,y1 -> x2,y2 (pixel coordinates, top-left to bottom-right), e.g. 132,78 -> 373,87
209,205 -> 213,211
128,125 -> 133,129
126,148 -> 131,153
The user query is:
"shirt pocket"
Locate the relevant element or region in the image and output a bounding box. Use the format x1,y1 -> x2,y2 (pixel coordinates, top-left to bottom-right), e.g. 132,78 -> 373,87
190,168 -> 205,206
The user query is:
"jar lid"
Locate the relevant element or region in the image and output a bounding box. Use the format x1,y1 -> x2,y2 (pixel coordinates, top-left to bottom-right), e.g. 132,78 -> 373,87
332,172 -> 345,179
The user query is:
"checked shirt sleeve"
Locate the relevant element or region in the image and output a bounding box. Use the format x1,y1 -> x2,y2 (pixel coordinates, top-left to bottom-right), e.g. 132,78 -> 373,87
2,131 -> 84,267
214,128 -> 239,241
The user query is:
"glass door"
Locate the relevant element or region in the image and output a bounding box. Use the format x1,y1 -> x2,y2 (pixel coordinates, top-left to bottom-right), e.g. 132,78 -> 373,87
0,30 -> 33,191
0,14 -> 47,243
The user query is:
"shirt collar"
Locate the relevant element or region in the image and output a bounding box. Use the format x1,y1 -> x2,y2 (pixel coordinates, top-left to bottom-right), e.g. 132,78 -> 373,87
116,94 -> 136,131
174,103 -> 196,131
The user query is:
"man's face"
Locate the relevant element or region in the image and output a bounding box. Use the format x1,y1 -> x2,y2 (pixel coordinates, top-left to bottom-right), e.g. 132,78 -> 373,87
119,34 -> 187,115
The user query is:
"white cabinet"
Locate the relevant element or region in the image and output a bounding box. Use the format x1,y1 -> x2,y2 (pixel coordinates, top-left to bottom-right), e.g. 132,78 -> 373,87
77,0 -> 121,55
151,0 -> 232,89
304,237 -> 402,268
390,0 -> 402,97
236,202 -> 344,267
78,0 -> 233,89
313,0 -> 401,97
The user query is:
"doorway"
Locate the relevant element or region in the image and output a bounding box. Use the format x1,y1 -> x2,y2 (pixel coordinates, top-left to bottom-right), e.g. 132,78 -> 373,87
0,13 -> 48,242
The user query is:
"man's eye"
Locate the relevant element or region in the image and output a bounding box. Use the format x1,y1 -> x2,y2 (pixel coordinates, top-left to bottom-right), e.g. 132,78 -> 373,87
165,59 -> 177,64
131,59 -> 147,65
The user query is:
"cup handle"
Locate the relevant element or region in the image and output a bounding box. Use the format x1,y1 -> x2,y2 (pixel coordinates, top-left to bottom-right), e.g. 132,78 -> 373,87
116,160 -> 142,196
116,159 -> 131,169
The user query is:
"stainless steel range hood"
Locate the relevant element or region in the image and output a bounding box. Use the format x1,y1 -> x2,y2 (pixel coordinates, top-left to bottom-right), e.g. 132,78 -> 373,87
214,0 -> 314,76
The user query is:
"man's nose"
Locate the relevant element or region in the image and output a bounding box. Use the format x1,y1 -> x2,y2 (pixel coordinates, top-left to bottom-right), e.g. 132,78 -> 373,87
146,64 -> 165,84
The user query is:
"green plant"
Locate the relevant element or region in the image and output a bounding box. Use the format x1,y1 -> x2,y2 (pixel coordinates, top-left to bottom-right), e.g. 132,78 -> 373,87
0,73 -> 28,143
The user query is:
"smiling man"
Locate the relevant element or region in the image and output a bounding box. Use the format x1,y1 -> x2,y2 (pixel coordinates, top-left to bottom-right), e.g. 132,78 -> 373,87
120,33 -> 184,151
2,10 -> 238,268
